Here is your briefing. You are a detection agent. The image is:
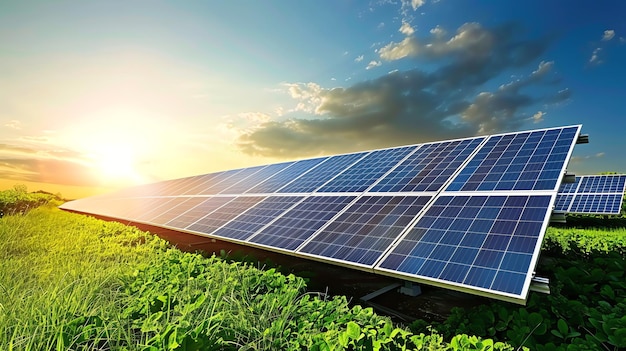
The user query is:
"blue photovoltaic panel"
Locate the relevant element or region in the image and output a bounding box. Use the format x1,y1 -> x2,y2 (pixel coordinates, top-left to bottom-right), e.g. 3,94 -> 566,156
557,178 -> 579,194
165,197 -> 234,229
201,166 -> 268,194
133,197 -> 193,222
299,196 -> 431,266
220,162 -> 294,194
146,197 -> 206,224
246,157 -> 328,194
377,195 -> 551,297
446,126 -> 579,191
187,196 -> 266,235
111,197 -> 169,219
249,195 -> 355,250
159,176 -> 203,196
371,138 -> 484,192
278,153 -> 367,193
316,146 -> 417,193
190,169 -> 246,195
569,194 -> 623,214
553,194 -> 574,212
556,175 -> 626,214
577,175 -> 626,193
212,196 -> 304,240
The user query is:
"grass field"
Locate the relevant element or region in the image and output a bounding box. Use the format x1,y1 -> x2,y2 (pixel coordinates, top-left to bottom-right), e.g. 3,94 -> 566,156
1,188 -> 624,350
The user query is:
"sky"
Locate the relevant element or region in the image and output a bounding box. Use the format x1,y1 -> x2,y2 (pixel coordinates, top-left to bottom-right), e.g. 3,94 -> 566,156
1,0 -> 625,199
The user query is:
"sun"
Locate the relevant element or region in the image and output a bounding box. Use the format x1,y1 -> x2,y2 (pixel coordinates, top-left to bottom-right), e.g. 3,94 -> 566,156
92,143 -> 143,185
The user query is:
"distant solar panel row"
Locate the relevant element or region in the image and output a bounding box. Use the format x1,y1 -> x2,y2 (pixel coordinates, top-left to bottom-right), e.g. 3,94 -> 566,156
60,125 -> 582,304
555,175 -> 626,214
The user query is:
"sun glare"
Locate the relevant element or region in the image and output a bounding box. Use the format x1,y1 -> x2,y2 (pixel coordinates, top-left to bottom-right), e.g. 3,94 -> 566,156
96,144 -> 138,181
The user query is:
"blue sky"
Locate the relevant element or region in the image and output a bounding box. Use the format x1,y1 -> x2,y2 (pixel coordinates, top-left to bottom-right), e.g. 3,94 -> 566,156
1,0 -> 625,197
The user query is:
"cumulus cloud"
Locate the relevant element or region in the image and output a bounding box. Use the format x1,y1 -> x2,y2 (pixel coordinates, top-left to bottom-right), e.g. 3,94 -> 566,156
236,22 -> 564,158
602,29 -> 615,41
355,55 -> 364,62
399,22 -> 415,36
365,60 -> 382,70
405,0 -> 425,11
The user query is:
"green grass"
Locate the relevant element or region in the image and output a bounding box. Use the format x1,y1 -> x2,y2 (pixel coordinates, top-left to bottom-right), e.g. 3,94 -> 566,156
0,205 -> 168,349
1,203 -> 515,350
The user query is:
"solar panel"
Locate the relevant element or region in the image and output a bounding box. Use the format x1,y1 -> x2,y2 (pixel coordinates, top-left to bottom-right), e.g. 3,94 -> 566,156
59,124 -> 583,304
248,195 -> 356,250
277,152 -> 367,193
212,195 -> 304,240
165,197 -> 234,228
246,157 -> 328,194
370,138 -> 485,193
315,146 -> 417,193
376,195 -> 551,299
555,175 -> 626,214
220,162 -> 294,194
299,195 -> 431,267
577,175 -> 626,193
446,127 -> 579,191
187,196 -> 266,235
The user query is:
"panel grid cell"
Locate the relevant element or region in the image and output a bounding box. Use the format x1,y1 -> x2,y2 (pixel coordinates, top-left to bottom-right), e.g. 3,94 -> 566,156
246,157 -> 328,194
166,197 -> 235,229
299,196 -> 431,266
202,166 -> 267,194
146,197 -> 208,224
557,175 -> 626,214
569,194 -> 623,214
187,169 -> 245,195
212,196 -> 304,240
577,175 -> 626,193
371,138 -> 484,192
378,194 -> 552,296
278,153 -> 367,193
187,196 -> 266,235
446,127 -> 578,191
553,194 -> 574,212
249,196 -> 355,250
220,162 -> 293,194
316,146 -> 417,193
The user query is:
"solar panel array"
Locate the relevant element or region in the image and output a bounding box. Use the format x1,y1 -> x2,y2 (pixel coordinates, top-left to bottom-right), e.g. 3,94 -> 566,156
60,125 -> 582,304
555,175 -> 626,214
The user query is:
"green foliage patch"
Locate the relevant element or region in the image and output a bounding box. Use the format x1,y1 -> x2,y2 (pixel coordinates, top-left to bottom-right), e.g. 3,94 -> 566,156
0,185 -> 60,216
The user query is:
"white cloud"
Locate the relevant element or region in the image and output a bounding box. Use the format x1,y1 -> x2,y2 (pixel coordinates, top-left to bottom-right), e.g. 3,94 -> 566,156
366,60 -> 382,70
589,47 -> 602,64
380,23 -> 497,62
4,120 -> 21,130
399,22 -> 415,36
282,82 -> 323,113
430,25 -> 446,38
602,29 -> 615,41
377,22 -> 385,29
379,37 -> 417,61
410,0 -> 425,10
355,55 -> 364,62
532,111 -> 545,123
